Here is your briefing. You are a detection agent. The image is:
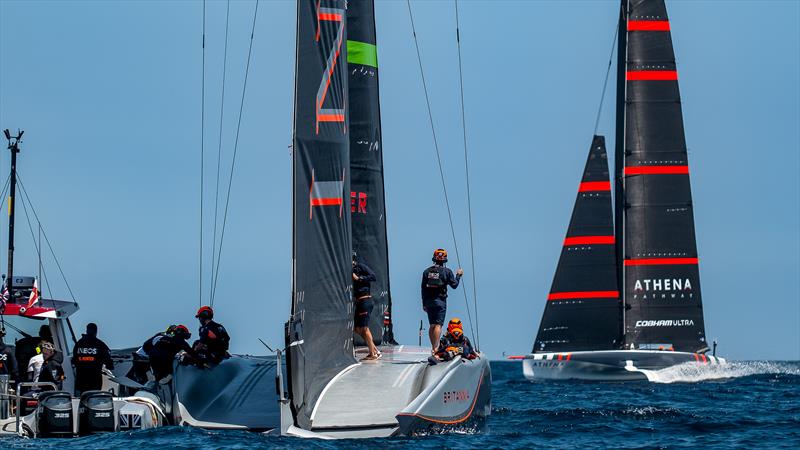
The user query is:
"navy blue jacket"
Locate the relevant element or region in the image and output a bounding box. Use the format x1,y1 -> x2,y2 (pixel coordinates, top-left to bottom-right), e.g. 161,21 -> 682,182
353,260 -> 377,299
421,264 -> 461,303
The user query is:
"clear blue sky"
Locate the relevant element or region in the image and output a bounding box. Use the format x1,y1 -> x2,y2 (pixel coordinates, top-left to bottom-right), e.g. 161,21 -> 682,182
0,1 -> 797,361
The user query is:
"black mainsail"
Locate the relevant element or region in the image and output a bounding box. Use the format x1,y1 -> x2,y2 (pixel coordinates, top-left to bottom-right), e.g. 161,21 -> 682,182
620,0 -> 706,352
532,0 -> 708,355
534,136 -> 620,353
346,0 -> 395,345
286,0 -> 355,429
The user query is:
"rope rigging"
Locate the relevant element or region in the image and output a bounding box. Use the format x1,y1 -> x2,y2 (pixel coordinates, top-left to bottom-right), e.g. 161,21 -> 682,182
17,175 -> 77,303
405,0 -> 476,344
453,0 -> 480,349
199,0 -> 207,308
210,0 -> 260,306
593,25 -> 619,136
210,0 -> 232,302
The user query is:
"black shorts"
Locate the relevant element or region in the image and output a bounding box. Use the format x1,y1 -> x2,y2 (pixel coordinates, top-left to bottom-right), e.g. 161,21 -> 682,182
424,299 -> 447,326
354,298 -> 374,328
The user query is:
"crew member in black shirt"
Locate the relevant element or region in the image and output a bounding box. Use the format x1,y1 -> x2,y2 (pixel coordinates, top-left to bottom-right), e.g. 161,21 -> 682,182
149,325 -> 194,381
421,249 -> 463,353
71,323 -> 114,395
194,306 -> 230,367
0,328 -> 18,383
352,253 -> 379,360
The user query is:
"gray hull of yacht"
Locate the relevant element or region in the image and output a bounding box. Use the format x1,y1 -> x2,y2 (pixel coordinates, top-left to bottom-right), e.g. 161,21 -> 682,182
170,355 -> 281,431
522,350 -> 726,381
283,345 -> 491,439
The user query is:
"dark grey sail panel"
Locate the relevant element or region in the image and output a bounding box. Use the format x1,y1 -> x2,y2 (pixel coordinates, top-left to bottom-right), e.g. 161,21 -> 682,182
347,0 -> 395,345
287,0 -> 355,429
534,136 -> 621,353
621,0 -> 706,352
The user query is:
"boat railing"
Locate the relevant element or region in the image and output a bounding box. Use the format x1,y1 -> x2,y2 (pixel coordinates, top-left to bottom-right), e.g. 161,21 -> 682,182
14,381 -> 59,436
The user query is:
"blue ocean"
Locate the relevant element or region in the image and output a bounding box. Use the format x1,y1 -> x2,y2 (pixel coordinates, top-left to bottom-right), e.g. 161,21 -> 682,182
1,361 -> 798,449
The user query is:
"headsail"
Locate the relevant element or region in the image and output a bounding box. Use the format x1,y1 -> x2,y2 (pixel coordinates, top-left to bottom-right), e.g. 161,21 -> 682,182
286,0 -> 355,429
346,0 -> 395,345
534,136 -> 620,353
620,0 -> 706,352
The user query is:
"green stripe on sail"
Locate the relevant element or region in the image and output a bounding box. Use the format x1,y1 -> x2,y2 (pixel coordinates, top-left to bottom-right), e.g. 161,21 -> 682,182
347,40 -> 378,68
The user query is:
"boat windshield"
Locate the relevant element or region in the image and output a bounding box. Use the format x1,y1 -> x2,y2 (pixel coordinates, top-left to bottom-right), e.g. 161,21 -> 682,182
2,315 -> 48,346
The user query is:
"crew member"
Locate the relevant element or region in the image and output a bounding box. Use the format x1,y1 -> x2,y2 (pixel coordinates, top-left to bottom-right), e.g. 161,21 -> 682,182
27,341 -> 64,388
194,306 -> 230,367
15,325 -> 63,374
434,318 -> 478,361
421,249 -> 463,353
71,323 -> 114,395
128,325 -> 177,384
352,253 -> 379,360
149,325 -> 194,381
0,328 -> 18,384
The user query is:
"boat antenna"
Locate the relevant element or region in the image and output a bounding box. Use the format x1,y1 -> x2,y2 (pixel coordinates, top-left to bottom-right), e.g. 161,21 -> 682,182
4,129 -> 23,302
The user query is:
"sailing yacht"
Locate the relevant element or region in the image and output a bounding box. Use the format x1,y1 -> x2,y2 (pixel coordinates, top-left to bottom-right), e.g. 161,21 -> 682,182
521,0 -> 725,381
280,0 -> 491,438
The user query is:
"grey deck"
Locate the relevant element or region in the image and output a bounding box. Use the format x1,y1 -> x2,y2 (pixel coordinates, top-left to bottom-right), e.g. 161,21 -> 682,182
310,345 -> 430,430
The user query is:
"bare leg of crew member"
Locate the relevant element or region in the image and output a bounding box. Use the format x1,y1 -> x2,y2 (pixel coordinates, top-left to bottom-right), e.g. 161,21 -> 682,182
356,327 -> 378,357
429,324 -> 442,353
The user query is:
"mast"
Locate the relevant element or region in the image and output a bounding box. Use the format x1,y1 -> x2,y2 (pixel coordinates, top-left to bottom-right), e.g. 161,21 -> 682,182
3,129 -> 23,300
613,0 -> 628,348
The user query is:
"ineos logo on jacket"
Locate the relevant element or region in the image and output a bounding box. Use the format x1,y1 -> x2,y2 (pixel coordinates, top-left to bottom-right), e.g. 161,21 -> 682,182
0,354 -> 6,361
78,347 -> 98,355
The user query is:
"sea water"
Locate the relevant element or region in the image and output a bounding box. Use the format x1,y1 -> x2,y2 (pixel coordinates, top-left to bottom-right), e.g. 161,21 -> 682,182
1,360 -> 797,449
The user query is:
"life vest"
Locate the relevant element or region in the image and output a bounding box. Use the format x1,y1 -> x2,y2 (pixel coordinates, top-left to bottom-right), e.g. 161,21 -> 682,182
425,265 -> 446,289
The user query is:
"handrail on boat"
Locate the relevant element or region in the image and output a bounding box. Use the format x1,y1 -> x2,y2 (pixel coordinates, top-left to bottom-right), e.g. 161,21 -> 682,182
14,381 -> 59,436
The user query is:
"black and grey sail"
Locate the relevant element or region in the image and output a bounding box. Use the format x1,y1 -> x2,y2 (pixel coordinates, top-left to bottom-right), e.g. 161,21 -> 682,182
346,0 -> 395,345
620,0 -> 706,352
286,0 -> 355,429
533,136 -> 620,353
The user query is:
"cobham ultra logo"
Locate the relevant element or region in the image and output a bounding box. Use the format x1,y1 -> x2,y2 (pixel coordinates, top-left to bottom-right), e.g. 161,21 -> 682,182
635,319 -> 695,327
632,278 -> 693,300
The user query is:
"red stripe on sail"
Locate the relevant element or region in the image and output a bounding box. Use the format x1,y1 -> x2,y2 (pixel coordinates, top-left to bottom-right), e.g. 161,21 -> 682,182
578,181 -> 611,192
311,198 -> 342,206
624,165 -> 689,175
318,13 -> 342,22
547,291 -> 619,300
318,114 -> 345,122
626,71 -> 678,81
627,20 -> 670,31
563,236 -> 615,246
624,257 -> 699,266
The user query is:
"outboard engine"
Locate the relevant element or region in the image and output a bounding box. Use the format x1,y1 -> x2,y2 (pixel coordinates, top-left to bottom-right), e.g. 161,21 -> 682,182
79,390 -> 116,435
36,391 -> 74,438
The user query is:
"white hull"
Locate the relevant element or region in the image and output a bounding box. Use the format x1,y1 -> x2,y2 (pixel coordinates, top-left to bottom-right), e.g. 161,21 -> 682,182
522,350 -> 726,381
284,345 -> 491,438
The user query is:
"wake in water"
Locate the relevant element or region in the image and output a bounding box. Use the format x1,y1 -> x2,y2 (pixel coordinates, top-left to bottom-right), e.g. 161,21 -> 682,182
646,360 -> 800,384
